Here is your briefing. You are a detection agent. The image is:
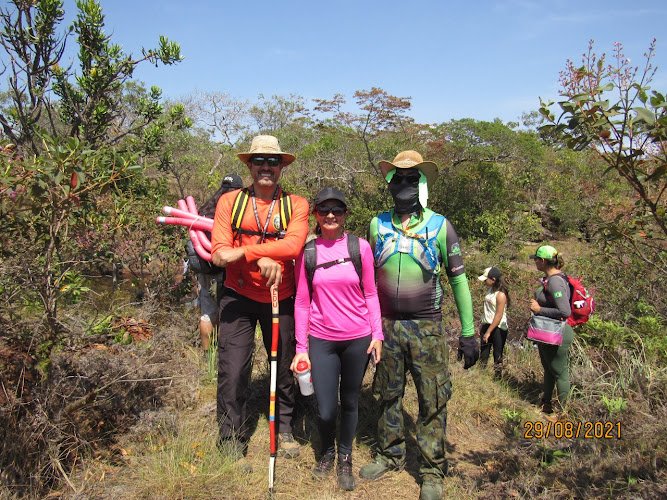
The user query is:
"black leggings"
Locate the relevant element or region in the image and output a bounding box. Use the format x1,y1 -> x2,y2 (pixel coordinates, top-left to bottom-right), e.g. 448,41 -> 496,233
479,324 -> 508,366
309,334 -> 371,456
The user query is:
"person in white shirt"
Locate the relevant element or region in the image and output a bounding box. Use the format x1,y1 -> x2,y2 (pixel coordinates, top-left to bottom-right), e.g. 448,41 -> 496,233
478,266 -> 510,378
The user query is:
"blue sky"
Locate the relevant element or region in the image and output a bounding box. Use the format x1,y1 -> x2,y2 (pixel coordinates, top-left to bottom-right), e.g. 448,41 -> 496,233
61,0 -> 667,124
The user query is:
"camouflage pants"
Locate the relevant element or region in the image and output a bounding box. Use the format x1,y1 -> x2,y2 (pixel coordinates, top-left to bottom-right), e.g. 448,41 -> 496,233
373,318 -> 452,480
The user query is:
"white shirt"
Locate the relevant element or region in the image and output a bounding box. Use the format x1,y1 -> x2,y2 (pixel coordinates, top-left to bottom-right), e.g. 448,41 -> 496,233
482,289 -> 508,330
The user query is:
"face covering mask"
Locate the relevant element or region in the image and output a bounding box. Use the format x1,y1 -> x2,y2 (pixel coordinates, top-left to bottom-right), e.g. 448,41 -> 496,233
386,169 -> 428,214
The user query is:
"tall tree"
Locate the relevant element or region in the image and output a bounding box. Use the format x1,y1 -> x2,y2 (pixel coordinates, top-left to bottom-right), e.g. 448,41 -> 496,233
0,0 -> 182,152
539,40 -> 667,270
314,87 -> 413,174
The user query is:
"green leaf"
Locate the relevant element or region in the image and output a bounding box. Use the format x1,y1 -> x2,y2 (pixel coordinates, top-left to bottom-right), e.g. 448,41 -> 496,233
650,91 -> 666,106
572,93 -> 591,103
634,107 -> 655,124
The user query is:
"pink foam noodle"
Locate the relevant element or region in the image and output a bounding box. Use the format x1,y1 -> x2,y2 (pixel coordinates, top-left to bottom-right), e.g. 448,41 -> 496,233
162,205 -> 214,248
162,205 -> 211,222
156,198 -> 213,262
189,228 -> 212,262
197,231 -> 212,252
156,216 -> 213,232
177,198 -> 189,213
185,196 -> 213,255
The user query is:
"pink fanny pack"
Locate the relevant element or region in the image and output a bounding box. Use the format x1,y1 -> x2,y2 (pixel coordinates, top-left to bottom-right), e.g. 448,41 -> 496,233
527,315 -> 565,346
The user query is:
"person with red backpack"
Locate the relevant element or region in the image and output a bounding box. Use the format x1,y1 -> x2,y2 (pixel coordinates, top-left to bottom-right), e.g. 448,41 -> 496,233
291,187 -> 383,491
529,244 -> 574,416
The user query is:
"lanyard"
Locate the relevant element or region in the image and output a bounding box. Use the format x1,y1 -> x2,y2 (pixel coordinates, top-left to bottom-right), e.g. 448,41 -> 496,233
249,185 -> 280,243
391,210 -> 425,239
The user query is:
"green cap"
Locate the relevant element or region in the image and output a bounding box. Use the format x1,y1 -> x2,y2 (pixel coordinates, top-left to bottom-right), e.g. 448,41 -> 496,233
530,245 -> 558,260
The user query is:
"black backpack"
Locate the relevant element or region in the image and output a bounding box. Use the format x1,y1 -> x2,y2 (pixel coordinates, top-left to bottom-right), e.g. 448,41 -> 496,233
303,234 -> 363,299
186,240 -> 223,275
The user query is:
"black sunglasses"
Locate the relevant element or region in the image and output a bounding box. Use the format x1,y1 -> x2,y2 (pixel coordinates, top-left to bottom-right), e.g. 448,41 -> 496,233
250,156 -> 282,167
316,206 -> 347,216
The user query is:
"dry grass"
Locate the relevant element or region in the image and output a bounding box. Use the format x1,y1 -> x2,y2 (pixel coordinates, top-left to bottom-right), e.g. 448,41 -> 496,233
66,339 -> 541,499
35,302 -> 666,499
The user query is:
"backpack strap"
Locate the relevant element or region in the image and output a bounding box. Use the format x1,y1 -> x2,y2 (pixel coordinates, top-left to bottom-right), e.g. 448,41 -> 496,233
347,234 -> 364,294
279,190 -> 292,230
230,188 -> 292,241
542,273 -> 572,302
230,188 -> 250,235
304,239 -> 317,299
304,234 -> 364,300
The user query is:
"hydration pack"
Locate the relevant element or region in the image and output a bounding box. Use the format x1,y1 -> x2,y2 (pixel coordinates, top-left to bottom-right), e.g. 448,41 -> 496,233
373,211 -> 445,274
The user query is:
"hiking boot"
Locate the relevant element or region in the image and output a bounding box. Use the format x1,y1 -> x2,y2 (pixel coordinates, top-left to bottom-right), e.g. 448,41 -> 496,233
359,457 -> 403,480
493,362 -> 503,380
337,453 -> 355,491
278,432 -> 300,458
540,400 -> 553,415
544,412 -> 560,423
420,480 -> 443,500
312,451 -> 335,479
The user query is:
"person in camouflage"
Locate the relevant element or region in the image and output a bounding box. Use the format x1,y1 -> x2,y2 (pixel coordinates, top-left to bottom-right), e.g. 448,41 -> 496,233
359,151 -> 479,500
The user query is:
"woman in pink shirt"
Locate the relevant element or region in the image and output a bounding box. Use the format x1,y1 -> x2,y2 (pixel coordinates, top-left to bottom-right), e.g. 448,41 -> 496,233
291,187 -> 383,491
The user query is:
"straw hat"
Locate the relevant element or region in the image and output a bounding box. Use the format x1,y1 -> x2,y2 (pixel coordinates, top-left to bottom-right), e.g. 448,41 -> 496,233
378,150 -> 438,186
237,135 -> 296,166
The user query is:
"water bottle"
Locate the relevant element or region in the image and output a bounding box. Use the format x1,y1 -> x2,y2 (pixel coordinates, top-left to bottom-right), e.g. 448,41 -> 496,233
295,360 -> 314,396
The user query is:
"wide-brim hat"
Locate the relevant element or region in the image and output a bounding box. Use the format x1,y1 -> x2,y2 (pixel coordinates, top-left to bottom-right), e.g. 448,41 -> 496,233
378,150 -> 438,186
237,135 -> 296,166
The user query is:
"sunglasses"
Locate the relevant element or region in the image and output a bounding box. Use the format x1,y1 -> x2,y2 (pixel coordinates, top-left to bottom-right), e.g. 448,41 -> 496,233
250,156 -> 282,167
315,206 -> 347,216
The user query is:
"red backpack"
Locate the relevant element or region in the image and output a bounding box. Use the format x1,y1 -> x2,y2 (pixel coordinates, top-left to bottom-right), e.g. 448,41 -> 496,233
544,274 -> 595,326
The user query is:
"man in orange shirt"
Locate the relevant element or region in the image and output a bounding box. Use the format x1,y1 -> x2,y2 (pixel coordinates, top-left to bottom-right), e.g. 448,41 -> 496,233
211,135 -> 309,463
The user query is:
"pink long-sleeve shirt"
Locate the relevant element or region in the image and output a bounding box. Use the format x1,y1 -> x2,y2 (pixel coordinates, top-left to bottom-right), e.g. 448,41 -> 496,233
294,234 -> 383,353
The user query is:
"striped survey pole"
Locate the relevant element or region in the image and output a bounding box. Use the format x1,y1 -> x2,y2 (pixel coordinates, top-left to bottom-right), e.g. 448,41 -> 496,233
268,284 -> 279,496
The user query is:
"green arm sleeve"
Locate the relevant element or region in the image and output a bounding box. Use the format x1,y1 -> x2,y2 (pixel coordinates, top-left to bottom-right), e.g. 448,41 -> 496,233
436,219 -> 475,337
449,274 -> 475,337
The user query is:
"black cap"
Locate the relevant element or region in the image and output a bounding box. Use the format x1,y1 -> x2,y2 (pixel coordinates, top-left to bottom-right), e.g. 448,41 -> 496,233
221,173 -> 243,189
478,266 -> 502,281
313,187 -> 347,209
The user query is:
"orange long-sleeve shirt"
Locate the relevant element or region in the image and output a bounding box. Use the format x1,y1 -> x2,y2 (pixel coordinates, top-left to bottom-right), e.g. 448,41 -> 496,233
211,188 -> 310,303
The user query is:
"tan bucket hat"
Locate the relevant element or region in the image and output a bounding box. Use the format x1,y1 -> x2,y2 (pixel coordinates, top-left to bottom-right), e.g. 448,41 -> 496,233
237,135 -> 296,166
378,150 -> 438,186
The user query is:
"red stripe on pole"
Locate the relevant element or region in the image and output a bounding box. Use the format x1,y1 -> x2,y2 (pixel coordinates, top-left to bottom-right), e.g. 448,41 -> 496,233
268,285 -> 280,491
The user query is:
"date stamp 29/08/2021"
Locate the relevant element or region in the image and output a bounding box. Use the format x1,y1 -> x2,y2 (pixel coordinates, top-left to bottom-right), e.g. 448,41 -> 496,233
523,420 -> 622,440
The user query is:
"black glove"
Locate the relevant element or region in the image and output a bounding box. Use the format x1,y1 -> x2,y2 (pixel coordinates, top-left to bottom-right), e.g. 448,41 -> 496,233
458,335 -> 479,369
